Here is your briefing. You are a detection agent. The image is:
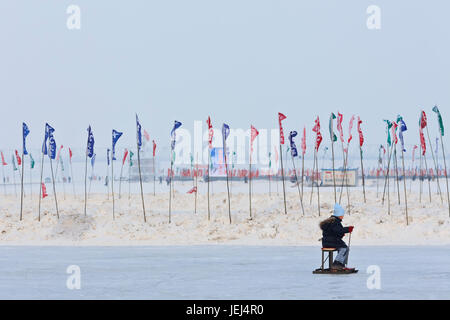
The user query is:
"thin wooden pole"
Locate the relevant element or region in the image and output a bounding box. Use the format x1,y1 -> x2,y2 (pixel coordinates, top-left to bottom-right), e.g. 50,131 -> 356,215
331,138 -> 337,203
118,158 -> 124,199
194,153 -> 198,214
2,163 -> 6,196
301,153 -> 305,203
169,157 -> 173,223
439,135 -> 450,217
249,158 -> 252,219
224,146 -> 232,223
393,146 -> 401,205
291,154 -> 305,215
153,154 -> 156,196
84,152 -> 88,216
112,152 -> 115,220
426,126 -> 443,202
207,149 -> 211,221
424,154 -> 432,203
419,144 -> 423,203
19,150 -> 25,221
401,149 -> 409,225
279,144 -> 287,214
70,157 -> 76,199
315,148 -> 321,216
359,144 -> 366,203
137,146 -> 146,222
38,152 -> 44,221
49,158 -> 59,219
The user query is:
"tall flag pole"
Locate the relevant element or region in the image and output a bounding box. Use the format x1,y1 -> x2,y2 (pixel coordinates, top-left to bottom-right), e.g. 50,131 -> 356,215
47,124 -> 59,219
12,154 -> 17,197
85,125 -> 95,216
20,123 -> 30,220
153,140 -> 157,196
278,112 -> 288,215
397,115 -> 409,225
420,111 -> 432,202
433,106 -> 450,216
1,152 -> 6,196
119,148 -> 128,199
206,116 -> 213,220
392,121 -> 401,205
424,110 -> 443,202
301,126 -> 306,203
357,117 -> 366,203
169,120 -> 182,223
312,116 -> 323,215
376,145 -> 384,197
68,148 -> 76,199
381,120 -> 394,215
410,145 -> 418,193
128,150 -> 134,200
249,125 -> 259,219
222,123 -> 232,223
329,113 -> 338,202
338,115 -> 354,211
336,112 -> 346,203
136,115 -> 146,222
38,124 -> 50,221
106,149 -> 111,200
289,130 -> 305,215
60,154 -> 67,200
111,129 -> 123,220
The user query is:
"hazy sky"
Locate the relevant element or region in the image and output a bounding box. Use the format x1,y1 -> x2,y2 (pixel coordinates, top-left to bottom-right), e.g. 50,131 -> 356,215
1,0 -> 449,161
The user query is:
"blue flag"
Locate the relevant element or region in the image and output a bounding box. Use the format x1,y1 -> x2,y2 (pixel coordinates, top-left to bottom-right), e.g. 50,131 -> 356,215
47,125 -> 56,160
112,129 -> 123,160
86,125 -> 95,158
107,148 -> 111,166
289,131 -> 298,157
42,123 -> 54,155
397,116 -> 407,152
171,120 -> 182,151
22,122 -> 30,155
222,123 -> 230,161
136,114 -> 142,150
91,153 -> 96,168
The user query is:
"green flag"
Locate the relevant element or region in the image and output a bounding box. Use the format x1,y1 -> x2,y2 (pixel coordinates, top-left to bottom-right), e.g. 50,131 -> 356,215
30,154 -> 35,169
432,106 -> 444,136
129,151 -> 134,167
12,155 -> 17,171
268,152 -> 272,168
329,113 -> 337,142
384,120 -> 392,146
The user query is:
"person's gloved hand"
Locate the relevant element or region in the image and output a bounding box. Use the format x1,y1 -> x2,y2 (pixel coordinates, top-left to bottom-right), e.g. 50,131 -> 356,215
348,226 -> 354,233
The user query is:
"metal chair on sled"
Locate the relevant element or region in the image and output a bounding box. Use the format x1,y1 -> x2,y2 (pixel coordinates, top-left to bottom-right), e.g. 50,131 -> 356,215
312,247 -> 358,274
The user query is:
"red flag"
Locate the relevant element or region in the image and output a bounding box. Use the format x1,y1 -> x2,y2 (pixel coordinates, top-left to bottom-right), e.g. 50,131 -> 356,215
41,183 -> 48,198
301,126 -> 306,155
316,131 -> 323,151
312,117 -> 322,150
337,112 -> 344,142
69,148 -> 73,160
357,117 -> 364,147
278,112 -> 287,145
207,116 -> 214,149
412,145 -> 418,164
143,129 -> 150,142
56,145 -> 63,162
391,121 -> 398,145
15,150 -> 21,166
250,125 -> 259,155
420,111 -> 427,129
122,148 -> 129,165
1,152 -> 6,166
420,127 -> 426,155
347,115 -> 355,144
187,186 -> 197,194
153,140 -> 157,157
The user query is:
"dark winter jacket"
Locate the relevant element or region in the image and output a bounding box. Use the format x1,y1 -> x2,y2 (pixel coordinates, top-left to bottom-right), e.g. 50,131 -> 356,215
319,216 -> 350,248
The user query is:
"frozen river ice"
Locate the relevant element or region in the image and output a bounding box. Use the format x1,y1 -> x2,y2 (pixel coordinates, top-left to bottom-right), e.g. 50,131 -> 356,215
0,246 -> 448,299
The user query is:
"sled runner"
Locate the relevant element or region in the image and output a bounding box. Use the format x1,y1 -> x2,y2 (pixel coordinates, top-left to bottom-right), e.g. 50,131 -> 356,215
312,248 -> 358,275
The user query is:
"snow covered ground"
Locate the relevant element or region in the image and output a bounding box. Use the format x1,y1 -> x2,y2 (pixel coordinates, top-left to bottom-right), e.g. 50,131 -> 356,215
0,245 -> 448,299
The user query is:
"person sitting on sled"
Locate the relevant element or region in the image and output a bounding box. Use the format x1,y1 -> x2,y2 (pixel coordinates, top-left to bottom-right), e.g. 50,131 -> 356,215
319,203 -> 354,270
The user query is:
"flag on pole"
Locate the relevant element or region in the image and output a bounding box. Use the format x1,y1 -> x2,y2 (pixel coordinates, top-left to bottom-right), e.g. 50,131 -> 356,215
122,149 -> 129,165
222,123 -> 230,161
329,113 -> 337,142
1,152 -> 7,166
347,115 -> 355,144
30,154 -> 35,169
357,117 -> 364,147
136,115 -> 142,150
171,120 -> 182,151
12,155 -> 17,171
15,150 -> 22,166
432,105 -> 444,136
207,116 -> 214,149
112,129 -> 123,160
143,129 -> 150,142
86,126 -> 95,158
91,153 -> 96,168
41,183 -> 48,199
383,120 -> 393,146
22,123 -> 30,155
397,116 -> 407,152
69,148 -> 73,161
153,140 -> 157,157
43,123 -> 54,155
312,116 -> 323,150
301,127 -> 306,155
289,131 -> 298,157
391,121 -> 398,145
278,113 -> 287,145
129,151 -> 134,167
337,112 -> 344,143
56,145 -> 63,162
412,145 -> 418,164
420,111 -> 428,129
48,126 -> 57,160
250,125 -> 259,155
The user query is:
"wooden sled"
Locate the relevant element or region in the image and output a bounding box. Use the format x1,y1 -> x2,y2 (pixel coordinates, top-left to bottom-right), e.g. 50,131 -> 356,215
312,248 -> 358,275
